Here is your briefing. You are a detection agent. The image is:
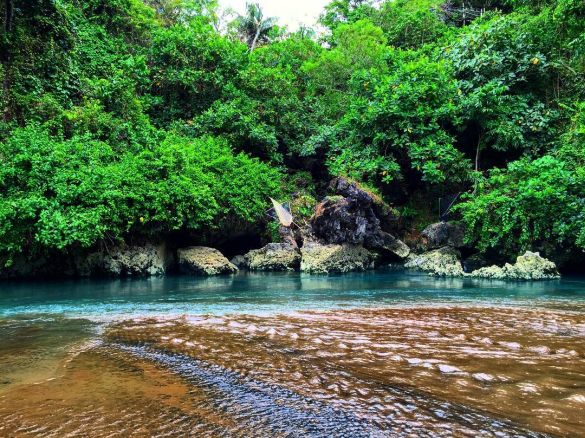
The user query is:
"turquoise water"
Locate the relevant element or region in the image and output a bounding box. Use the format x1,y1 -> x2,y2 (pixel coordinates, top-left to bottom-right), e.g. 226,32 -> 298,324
1,270 -> 585,319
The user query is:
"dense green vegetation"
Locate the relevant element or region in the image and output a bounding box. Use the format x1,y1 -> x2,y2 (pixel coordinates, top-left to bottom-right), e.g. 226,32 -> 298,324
0,0 -> 584,267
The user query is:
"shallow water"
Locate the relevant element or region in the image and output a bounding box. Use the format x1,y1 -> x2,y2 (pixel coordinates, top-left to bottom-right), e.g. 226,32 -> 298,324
0,271 -> 584,436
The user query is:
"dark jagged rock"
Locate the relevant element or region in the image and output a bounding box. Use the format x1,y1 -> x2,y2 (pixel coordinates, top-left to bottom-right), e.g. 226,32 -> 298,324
310,177 -> 410,259
420,221 -> 466,250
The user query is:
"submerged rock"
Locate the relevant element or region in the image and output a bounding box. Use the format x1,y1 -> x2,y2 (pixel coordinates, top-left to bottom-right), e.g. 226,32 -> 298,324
310,177 -> 410,259
178,247 -> 237,276
420,221 -> 465,250
470,251 -> 560,280
404,246 -> 464,277
300,242 -> 376,274
244,243 -> 301,271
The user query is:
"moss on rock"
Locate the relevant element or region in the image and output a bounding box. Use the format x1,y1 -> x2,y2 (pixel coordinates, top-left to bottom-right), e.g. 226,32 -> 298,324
300,242 -> 377,274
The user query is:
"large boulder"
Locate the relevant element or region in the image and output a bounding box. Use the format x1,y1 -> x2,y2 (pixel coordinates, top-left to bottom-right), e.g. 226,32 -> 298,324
300,242 -> 377,274
404,246 -> 464,276
178,247 -> 237,276
420,221 -> 466,250
470,251 -> 560,280
244,243 -> 301,271
93,243 -> 172,277
310,177 -> 410,259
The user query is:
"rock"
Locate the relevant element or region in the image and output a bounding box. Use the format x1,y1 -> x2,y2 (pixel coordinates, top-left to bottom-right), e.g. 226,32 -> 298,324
230,255 -> 247,269
300,242 -> 377,274
437,364 -> 463,374
470,251 -> 560,280
177,247 -> 237,276
420,221 -> 466,250
469,265 -> 505,279
1,243 -> 173,279
311,196 -> 377,245
372,231 -> 410,258
472,373 -> 495,382
95,243 -> 172,277
310,177 -> 410,259
404,246 -> 464,276
462,253 -> 490,273
0,253 -> 70,279
244,243 -> 301,271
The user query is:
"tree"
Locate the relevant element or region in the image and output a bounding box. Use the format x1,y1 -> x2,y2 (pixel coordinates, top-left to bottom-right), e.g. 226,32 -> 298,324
234,2 -> 277,51
1,0 -> 14,121
144,0 -> 219,26
320,0 -> 377,32
324,50 -> 470,187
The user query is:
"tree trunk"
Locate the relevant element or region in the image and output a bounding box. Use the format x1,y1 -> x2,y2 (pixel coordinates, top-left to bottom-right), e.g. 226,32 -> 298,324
250,26 -> 261,52
474,134 -> 482,172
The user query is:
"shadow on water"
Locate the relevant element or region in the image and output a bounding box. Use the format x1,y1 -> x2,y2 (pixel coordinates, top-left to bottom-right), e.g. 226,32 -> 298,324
114,343 -> 547,438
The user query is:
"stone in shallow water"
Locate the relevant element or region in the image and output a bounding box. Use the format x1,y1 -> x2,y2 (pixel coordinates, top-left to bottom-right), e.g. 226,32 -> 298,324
404,246 -> 464,277
517,383 -> 540,394
437,364 -> 463,374
499,341 -> 522,350
565,394 -> 585,403
470,251 -> 560,280
527,345 -> 550,355
472,373 -> 495,382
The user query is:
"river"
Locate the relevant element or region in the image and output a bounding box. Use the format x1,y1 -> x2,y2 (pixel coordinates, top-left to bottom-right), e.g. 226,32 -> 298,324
0,271 -> 584,437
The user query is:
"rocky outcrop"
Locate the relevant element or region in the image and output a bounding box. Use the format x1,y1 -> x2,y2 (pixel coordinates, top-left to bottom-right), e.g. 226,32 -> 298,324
310,177 -> 410,259
470,251 -> 560,280
420,221 -> 465,250
404,246 -> 464,276
0,253 -> 69,279
0,243 -> 174,279
79,243 -> 173,277
178,247 -> 237,276
244,243 -> 301,271
300,242 -> 376,274
406,248 -> 560,280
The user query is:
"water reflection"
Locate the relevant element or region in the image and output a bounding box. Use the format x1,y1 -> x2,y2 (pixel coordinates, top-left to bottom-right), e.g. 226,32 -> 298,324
0,271 -> 583,319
